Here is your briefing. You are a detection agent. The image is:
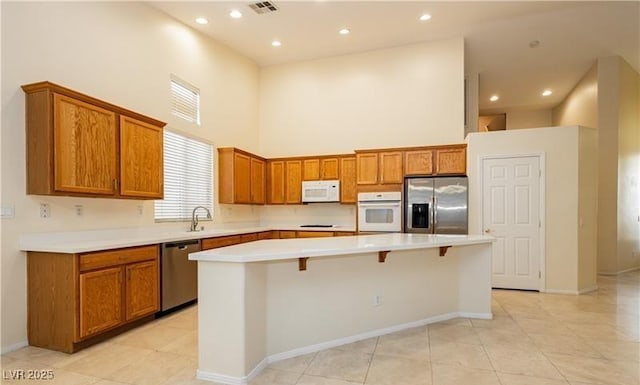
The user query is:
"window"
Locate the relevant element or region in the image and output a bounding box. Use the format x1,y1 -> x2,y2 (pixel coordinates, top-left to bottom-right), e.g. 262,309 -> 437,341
155,130 -> 213,221
170,76 -> 200,125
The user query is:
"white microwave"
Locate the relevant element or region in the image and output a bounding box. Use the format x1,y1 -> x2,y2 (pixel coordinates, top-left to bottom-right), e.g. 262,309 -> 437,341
301,180 -> 340,203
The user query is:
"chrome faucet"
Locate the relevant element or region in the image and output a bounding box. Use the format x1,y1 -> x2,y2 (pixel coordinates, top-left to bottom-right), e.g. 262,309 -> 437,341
190,206 -> 212,232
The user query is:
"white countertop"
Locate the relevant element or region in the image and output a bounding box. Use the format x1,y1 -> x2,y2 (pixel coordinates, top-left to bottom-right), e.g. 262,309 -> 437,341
189,233 -> 495,263
19,225 -> 356,253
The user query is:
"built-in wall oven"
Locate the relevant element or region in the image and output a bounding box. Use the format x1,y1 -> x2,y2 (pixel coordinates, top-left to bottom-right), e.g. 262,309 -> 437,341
357,191 -> 402,232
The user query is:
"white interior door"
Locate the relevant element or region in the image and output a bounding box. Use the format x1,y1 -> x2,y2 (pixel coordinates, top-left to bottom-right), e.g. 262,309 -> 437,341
482,156 -> 541,290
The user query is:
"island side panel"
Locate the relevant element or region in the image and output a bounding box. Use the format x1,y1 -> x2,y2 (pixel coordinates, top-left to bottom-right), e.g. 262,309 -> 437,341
456,243 -> 493,317
197,261 -> 266,381
264,248 -> 462,355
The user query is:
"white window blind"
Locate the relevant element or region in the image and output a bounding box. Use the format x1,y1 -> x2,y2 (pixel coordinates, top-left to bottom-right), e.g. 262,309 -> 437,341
171,76 -> 200,125
155,130 -> 213,221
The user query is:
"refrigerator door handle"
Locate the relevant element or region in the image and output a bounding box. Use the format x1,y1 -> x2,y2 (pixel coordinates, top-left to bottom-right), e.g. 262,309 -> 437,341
432,196 -> 438,232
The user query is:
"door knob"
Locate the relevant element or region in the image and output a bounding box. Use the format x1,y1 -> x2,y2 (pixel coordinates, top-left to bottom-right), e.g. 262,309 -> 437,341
484,228 -> 491,234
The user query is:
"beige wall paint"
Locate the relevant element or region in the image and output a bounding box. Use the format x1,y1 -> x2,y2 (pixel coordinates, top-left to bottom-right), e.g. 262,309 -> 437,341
578,128 -> 599,290
552,63 -> 598,129
617,59 -> 640,272
554,56 -> 640,274
467,126 -> 598,293
258,38 -> 465,157
506,109 -> 553,130
1,2 -> 260,351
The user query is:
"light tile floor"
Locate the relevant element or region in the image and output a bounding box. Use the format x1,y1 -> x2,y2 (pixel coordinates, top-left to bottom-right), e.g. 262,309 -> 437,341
2,271 -> 638,385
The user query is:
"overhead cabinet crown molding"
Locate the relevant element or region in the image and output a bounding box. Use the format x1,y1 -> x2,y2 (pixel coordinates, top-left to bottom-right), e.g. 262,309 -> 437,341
22,81 -> 166,200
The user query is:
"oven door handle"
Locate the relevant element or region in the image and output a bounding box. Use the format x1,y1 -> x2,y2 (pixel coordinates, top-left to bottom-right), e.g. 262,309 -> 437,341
358,202 -> 401,208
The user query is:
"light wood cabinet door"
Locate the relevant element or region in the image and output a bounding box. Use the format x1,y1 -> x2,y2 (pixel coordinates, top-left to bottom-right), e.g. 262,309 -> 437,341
436,147 -> 466,175
278,230 -> 297,239
302,159 -> 320,181
268,161 -> 285,204
356,153 -> 379,185
79,267 -> 123,339
321,158 -> 339,180
405,150 -> 433,176
379,151 -> 403,184
53,94 -> 117,195
285,160 -> 302,204
125,261 -> 159,321
250,158 -> 265,204
340,157 -> 357,203
119,116 -> 163,198
233,152 -> 251,204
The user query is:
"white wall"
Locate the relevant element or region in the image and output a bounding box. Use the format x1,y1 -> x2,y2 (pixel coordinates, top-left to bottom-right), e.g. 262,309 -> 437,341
1,2 -> 260,351
506,109 -> 552,130
258,38 -> 465,157
617,58 -> 640,272
552,56 -> 640,274
467,126 -> 598,293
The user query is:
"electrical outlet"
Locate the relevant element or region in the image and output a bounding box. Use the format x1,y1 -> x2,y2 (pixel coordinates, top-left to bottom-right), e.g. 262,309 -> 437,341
40,203 -> 50,218
373,295 -> 382,307
75,205 -> 83,216
137,205 -> 143,216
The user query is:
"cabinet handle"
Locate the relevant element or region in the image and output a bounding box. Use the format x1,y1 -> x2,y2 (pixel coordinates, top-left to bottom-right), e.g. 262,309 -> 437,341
113,179 -> 119,191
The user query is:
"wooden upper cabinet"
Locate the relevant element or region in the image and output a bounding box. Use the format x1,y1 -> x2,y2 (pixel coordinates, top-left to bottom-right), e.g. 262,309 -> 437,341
302,159 -> 320,181
22,81 -> 165,199
53,94 -> 117,195
405,150 -> 434,176
250,158 -> 266,204
379,151 -> 403,184
340,157 -> 357,203
119,116 -> 163,198
321,158 -> 339,180
435,146 -> 467,175
356,153 -> 379,185
233,152 -> 251,204
285,160 -> 302,204
267,160 -> 285,204
218,148 -> 266,205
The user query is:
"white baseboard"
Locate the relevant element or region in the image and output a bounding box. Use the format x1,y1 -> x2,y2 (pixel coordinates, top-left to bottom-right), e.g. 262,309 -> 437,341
195,311 -> 492,384
196,358 -> 267,385
598,266 -> 640,276
1,340 -> 28,355
542,286 -> 598,295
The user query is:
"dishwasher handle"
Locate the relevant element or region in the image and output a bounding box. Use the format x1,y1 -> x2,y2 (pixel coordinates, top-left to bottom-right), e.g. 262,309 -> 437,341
162,239 -> 201,250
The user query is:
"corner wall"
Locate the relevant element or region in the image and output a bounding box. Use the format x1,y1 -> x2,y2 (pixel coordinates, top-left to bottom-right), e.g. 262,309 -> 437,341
1,2 -> 260,352
467,126 -> 598,293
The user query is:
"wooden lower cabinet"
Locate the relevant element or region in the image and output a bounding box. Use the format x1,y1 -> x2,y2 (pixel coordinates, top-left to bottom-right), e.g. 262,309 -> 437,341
27,245 -> 159,353
79,267 -> 123,339
296,231 -> 334,238
202,235 -> 242,250
125,261 -> 159,321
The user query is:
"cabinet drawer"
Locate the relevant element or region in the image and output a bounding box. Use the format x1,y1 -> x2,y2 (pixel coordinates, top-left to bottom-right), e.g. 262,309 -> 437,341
240,233 -> 259,243
201,235 -> 242,250
296,231 -> 334,238
334,231 -> 356,236
278,231 -> 297,239
79,245 -> 158,272
257,231 -> 274,240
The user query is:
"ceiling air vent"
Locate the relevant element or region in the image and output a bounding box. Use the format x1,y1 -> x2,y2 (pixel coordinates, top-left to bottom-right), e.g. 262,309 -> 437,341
249,1 -> 279,14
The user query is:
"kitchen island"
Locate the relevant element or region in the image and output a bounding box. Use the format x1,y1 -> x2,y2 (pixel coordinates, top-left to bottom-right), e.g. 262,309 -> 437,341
189,233 -> 494,384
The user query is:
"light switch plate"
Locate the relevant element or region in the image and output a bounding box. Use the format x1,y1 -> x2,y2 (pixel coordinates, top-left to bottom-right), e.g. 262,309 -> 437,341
1,205 -> 15,219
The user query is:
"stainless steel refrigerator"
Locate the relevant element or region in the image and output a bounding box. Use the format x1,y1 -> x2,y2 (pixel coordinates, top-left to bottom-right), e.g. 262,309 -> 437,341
404,177 -> 468,234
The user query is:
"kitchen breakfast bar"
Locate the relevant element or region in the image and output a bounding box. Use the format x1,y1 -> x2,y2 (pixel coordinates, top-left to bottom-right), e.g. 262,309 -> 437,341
189,233 -> 495,384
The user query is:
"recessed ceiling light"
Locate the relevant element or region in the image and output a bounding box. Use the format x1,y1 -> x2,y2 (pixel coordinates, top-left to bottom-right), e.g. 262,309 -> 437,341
339,28 -> 350,35
195,17 -> 209,25
229,10 -> 243,19
271,40 -> 282,47
489,95 -> 499,102
542,89 -> 553,96
420,14 -> 432,21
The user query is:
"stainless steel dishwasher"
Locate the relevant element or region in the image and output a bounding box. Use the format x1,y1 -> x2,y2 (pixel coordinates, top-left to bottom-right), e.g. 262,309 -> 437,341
161,240 -> 200,311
